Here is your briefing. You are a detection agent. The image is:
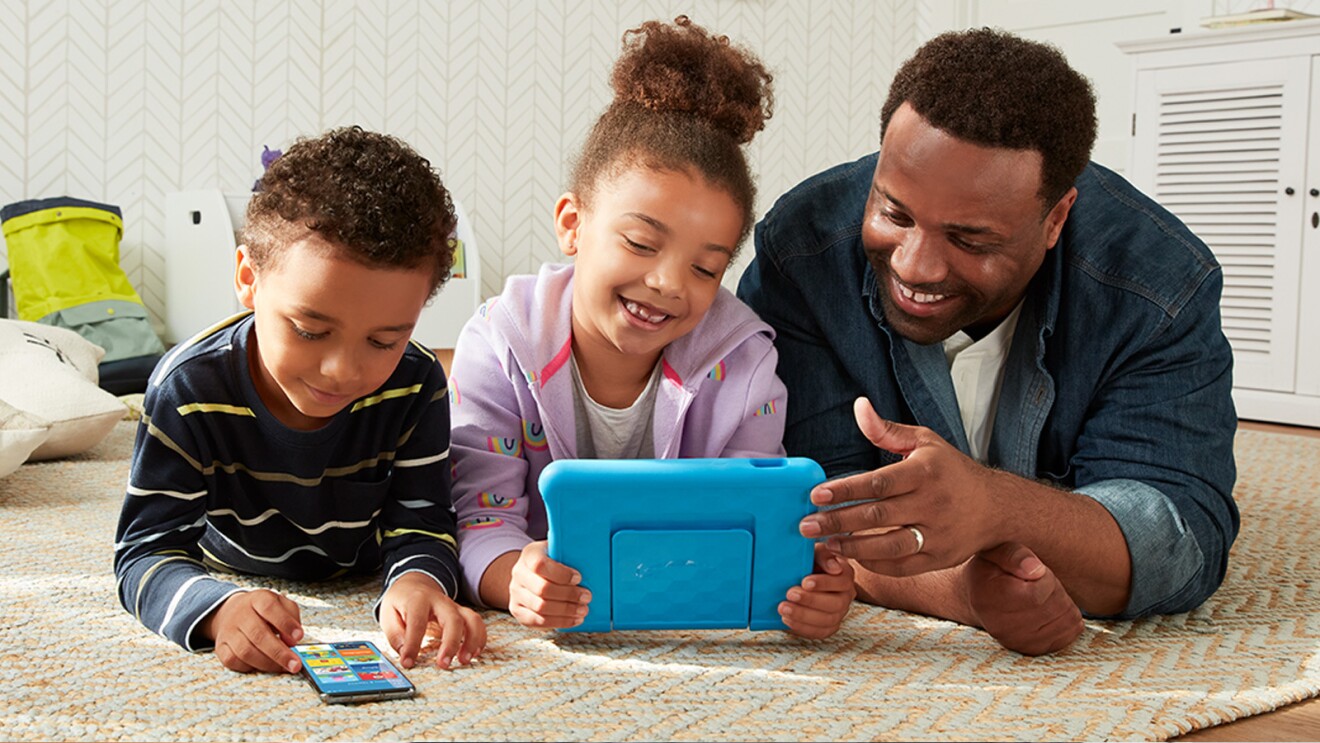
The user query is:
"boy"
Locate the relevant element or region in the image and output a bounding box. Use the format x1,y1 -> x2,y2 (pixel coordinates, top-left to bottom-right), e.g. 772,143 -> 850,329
114,126 -> 484,674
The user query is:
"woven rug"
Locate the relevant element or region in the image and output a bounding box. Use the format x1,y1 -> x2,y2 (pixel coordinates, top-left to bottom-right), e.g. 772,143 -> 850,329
1,421 -> 1317,742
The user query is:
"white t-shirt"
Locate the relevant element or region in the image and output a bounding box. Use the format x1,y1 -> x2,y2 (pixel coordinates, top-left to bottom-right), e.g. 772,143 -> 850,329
942,301 -> 1024,463
569,354 -> 659,459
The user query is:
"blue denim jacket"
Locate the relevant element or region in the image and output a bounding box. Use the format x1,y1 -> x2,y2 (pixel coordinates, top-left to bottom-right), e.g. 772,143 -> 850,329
738,153 -> 1239,619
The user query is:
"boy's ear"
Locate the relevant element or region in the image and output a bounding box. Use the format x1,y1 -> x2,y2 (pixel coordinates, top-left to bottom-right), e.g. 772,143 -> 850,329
234,245 -> 258,310
554,193 -> 582,257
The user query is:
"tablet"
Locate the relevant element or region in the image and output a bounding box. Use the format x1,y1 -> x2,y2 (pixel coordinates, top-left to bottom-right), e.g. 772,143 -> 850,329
540,457 -> 824,632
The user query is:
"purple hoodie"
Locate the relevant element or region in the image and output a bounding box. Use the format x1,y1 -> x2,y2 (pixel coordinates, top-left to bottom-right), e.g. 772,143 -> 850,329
450,263 -> 788,605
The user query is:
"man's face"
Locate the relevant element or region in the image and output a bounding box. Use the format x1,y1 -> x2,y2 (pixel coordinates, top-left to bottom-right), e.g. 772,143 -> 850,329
861,103 -> 1075,345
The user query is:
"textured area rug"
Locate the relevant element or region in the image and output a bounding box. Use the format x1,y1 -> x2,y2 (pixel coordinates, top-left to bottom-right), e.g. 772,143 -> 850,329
1,422 -> 1317,742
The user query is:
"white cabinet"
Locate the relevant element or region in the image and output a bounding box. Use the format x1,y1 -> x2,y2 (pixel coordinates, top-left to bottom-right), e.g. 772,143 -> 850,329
1121,20 -> 1320,427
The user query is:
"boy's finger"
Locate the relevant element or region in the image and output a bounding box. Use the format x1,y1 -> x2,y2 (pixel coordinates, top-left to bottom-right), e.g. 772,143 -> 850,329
430,604 -> 463,669
252,594 -> 304,646
238,624 -> 301,673
380,608 -> 408,664
457,610 -> 487,665
397,603 -> 429,669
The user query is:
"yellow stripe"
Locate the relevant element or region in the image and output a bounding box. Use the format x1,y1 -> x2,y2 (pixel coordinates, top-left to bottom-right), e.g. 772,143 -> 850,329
176,403 -> 255,417
409,339 -> 438,361
382,528 -> 457,549
351,384 -> 424,413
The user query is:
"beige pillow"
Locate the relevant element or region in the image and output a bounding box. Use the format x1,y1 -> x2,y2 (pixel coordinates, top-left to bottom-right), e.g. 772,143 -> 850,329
0,399 -> 51,477
0,319 -> 125,461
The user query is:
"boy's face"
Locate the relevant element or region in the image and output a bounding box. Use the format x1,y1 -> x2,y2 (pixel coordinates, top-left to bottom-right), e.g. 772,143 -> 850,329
555,165 -> 742,368
234,234 -> 433,430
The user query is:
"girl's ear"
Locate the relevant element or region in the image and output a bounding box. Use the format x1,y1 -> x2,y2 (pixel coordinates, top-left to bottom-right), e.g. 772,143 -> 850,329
555,193 -> 583,257
234,244 -> 259,310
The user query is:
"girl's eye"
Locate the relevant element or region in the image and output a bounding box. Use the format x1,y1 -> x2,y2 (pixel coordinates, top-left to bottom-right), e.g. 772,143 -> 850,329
694,265 -> 718,279
623,237 -> 656,253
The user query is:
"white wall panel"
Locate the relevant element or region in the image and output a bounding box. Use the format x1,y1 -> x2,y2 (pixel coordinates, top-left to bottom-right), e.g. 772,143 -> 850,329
0,0 -> 920,329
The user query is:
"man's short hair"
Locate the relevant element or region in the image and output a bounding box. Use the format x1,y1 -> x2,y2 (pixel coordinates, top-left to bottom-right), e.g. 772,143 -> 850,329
879,27 -> 1097,207
243,126 -> 457,293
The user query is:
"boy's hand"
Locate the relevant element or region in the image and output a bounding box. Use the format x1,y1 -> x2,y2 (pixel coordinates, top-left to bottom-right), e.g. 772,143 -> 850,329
201,589 -> 304,674
779,543 -> 856,639
508,540 -> 591,629
380,572 -> 486,670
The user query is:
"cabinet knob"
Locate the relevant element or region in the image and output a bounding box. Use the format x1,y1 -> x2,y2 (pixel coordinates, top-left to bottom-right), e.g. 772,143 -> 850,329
1286,187 -> 1296,195
1312,188 -> 1320,197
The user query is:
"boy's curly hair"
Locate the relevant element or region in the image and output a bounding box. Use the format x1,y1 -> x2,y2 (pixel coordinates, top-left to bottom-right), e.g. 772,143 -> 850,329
570,16 -> 774,250
243,126 -> 457,294
880,27 -> 1096,208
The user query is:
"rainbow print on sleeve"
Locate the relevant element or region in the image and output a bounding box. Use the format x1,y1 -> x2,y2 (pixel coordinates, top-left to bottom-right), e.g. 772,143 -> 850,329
753,400 -> 778,417
487,436 -> 523,457
461,516 -> 504,530
477,492 -> 516,509
706,360 -> 727,381
522,420 -> 548,452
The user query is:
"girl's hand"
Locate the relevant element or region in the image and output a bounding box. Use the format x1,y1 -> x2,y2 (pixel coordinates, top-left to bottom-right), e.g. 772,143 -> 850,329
508,541 -> 591,629
779,544 -> 856,639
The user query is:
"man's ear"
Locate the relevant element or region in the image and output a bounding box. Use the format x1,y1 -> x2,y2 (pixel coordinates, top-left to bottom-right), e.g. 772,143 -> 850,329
1042,187 -> 1077,251
234,244 -> 258,310
555,193 -> 582,257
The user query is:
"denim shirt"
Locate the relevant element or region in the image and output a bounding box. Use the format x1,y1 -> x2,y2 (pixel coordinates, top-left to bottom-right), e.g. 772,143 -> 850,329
737,153 -> 1240,619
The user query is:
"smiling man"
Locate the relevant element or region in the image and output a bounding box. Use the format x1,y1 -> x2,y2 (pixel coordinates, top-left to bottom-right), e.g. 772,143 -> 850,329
738,28 -> 1239,655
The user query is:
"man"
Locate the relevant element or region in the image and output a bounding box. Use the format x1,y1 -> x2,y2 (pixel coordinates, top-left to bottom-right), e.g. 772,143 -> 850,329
737,27 -> 1239,655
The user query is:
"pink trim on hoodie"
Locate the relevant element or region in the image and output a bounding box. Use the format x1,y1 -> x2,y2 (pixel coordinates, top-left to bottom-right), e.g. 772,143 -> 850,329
449,263 -> 788,605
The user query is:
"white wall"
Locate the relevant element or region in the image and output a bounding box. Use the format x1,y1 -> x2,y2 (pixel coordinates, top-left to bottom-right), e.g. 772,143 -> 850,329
0,0 -> 920,329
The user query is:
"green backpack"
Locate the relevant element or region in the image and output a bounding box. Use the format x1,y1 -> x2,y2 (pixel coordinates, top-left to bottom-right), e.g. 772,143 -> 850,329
2,197 -> 164,393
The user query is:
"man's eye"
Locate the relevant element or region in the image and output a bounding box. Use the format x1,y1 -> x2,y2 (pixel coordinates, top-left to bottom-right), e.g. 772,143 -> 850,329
884,210 -> 913,227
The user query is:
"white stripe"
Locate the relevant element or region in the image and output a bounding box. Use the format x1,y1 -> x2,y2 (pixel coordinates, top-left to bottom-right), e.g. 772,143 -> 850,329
397,499 -> 436,509
127,484 -> 207,501
384,553 -> 429,580
395,448 -> 450,468
207,507 -> 381,534
158,574 -> 209,634
114,517 -> 207,552
207,527 -> 375,567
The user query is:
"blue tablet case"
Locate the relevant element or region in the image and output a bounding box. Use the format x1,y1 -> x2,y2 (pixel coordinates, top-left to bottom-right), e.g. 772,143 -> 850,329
540,457 -> 824,632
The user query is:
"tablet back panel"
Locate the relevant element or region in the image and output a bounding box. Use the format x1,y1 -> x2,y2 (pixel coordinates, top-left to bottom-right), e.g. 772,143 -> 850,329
540,457 -> 823,632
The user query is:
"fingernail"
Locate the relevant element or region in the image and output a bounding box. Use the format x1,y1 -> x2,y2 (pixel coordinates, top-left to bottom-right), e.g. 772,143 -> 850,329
576,605 -> 588,617
788,588 -> 804,601
402,657 -> 414,669
459,651 -> 471,665
570,572 -> 582,585
439,655 -> 451,669
1019,555 -> 1046,579
579,591 -> 592,604
827,558 -> 843,574
779,603 -> 794,617
799,518 -> 822,537
802,579 -> 816,592
287,660 -> 301,673
290,627 -> 303,642
811,488 -> 833,505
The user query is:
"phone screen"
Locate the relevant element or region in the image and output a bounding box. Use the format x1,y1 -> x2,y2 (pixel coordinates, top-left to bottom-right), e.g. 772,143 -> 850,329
294,641 -> 414,702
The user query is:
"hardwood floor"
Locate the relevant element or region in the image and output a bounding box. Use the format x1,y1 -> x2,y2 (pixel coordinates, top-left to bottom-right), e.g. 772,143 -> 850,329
433,350 -> 1318,740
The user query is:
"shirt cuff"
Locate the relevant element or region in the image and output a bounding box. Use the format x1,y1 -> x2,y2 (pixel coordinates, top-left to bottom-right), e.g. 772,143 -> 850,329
1074,478 -> 1206,618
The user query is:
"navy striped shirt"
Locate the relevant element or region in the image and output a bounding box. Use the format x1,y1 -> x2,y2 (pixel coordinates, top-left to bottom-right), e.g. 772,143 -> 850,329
114,313 -> 459,651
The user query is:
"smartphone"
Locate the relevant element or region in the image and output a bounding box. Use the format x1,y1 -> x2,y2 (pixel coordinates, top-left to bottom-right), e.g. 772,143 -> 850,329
293,641 -> 416,704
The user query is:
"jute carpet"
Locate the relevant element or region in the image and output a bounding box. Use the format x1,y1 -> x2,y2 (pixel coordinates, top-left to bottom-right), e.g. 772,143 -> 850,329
1,421 -> 1317,742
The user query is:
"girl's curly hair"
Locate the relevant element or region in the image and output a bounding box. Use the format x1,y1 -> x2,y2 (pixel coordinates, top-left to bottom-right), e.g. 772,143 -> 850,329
243,126 -> 456,295
570,16 -> 774,250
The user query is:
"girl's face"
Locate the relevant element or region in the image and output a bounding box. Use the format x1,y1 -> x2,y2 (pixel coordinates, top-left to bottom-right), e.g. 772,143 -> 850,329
556,165 -> 744,369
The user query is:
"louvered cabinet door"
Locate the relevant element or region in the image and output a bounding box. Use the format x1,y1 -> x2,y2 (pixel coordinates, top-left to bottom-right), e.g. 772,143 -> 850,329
1131,56 -> 1312,394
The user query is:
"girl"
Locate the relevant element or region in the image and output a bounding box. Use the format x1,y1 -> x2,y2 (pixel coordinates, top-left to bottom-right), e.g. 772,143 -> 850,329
450,16 -> 853,639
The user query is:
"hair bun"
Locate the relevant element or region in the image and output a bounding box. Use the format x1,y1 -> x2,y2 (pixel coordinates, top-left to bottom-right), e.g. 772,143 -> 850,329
611,16 -> 773,145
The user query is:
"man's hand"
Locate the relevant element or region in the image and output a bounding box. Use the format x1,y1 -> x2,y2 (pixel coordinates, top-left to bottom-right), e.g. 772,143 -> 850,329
201,589 -> 304,673
964,543 -> 1084,656
798,397 -> 1012,576
507,541 -> 591,629
380,572 -> 486,670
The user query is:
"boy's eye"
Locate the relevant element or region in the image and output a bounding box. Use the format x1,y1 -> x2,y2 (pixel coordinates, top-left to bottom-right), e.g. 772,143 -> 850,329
369,338 -> 401,351
291,323 -> 327,341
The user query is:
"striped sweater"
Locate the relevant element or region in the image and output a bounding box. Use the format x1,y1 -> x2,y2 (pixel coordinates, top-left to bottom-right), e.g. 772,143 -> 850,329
114,313 -> 459,651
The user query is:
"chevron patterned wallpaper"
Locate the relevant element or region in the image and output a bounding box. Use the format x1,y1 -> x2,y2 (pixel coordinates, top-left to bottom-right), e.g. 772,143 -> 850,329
0,0 -> 919,331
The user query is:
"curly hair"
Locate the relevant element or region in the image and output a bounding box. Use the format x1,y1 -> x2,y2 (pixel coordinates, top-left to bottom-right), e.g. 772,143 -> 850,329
242,126 -> 457,295
879,27 -> 1096,207
570,16 -> 774,249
